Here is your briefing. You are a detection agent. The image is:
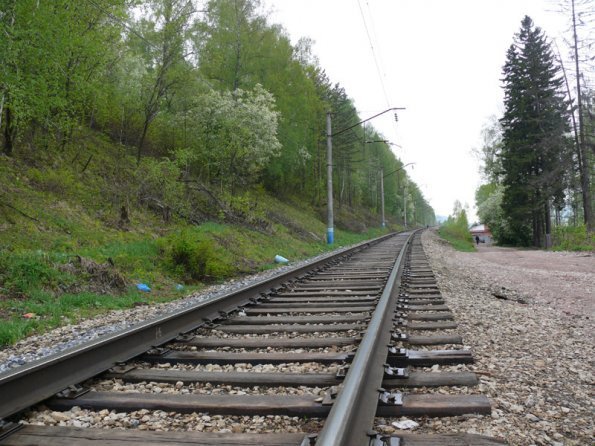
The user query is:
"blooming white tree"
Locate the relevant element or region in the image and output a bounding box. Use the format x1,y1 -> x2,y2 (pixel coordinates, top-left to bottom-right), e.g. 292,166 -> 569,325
185,84 -> 281,194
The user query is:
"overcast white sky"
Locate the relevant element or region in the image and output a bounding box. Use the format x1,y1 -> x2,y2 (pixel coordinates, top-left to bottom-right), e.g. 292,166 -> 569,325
266,0 -> 571,221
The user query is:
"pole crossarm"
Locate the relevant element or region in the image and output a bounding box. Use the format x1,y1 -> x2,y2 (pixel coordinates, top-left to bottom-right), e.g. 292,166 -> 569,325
365,139 -> 402,148
383,162 -> 415,179
331,107 -> 405,137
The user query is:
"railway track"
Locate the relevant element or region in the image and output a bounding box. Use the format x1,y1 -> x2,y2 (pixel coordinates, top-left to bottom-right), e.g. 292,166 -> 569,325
0,230 -> 507,445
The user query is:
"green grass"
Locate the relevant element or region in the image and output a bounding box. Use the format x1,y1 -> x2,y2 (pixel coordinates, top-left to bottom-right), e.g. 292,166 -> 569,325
438,223 -> 476,252
0,289 -> 178,346
0,131 -> 391,347
438,228 -> 476,252
0,223 -> 382,347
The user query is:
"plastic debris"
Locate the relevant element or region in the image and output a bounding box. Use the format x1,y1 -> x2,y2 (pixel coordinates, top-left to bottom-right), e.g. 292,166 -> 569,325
22,313 -> 36,319
175,284 -> 185,291
274,254 -> 289,264
391,419 -> 419,430
136,283 -> 151,292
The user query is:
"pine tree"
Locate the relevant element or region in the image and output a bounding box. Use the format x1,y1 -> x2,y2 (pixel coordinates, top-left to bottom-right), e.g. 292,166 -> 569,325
499,16 -> 571,247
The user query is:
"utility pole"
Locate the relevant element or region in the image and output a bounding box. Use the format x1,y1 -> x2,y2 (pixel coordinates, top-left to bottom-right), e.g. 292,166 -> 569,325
403,182 -> 408,229
382,163 -> 415,229
326,112 -> 334,244
326,107 -> 405,243
379,168 -> 385,227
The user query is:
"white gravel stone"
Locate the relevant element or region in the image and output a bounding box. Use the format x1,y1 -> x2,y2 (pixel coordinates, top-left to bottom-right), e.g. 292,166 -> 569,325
21,407 -> 325,433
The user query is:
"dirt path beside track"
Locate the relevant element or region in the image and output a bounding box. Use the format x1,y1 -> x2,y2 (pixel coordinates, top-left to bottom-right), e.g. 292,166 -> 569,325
456,239 -> 593,317
410,230 -> 594,445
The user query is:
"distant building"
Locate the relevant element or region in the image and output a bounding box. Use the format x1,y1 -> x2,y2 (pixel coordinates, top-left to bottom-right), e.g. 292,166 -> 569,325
470,224 -> 492,244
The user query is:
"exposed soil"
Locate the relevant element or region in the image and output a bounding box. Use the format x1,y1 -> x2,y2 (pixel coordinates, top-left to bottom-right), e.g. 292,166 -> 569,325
459,240 -> 594,317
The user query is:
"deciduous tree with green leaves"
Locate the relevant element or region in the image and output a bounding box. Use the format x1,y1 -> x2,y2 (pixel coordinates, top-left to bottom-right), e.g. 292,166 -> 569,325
0,0 -> 127,154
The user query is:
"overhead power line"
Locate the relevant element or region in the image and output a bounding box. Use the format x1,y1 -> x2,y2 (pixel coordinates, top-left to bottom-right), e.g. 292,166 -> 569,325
356,0 -> 390,109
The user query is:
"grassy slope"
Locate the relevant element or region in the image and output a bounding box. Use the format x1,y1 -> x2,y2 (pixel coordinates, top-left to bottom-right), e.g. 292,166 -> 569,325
0,134 -> 391,347
438,226 -> 476,252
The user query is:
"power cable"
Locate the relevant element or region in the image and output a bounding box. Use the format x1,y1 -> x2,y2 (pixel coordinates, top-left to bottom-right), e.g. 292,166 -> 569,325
356,0 -> 390,109
357,0 -> 402,144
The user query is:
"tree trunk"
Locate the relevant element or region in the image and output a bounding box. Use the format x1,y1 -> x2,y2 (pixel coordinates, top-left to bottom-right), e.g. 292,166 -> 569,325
3,106 -> 14,156
571,0 -> 593,232
136,118 -> 151,165
0,93 -> 4,131
545,201 -> 551,249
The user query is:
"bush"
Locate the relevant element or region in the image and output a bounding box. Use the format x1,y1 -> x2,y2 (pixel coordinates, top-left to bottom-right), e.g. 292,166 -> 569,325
552,225 -> 595,251
136,157 -> 187,220
439,209 -> 475,252
161,229 -> 234,282
27,167 -> 77,195
0,250 -> 71,295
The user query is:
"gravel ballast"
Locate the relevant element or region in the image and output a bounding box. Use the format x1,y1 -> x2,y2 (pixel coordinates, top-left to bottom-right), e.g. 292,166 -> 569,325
378,230 -> 593,446
4,230 -> 593,444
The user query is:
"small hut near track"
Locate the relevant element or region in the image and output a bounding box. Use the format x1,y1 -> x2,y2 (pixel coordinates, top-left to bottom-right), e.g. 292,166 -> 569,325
470,224 -> 492,244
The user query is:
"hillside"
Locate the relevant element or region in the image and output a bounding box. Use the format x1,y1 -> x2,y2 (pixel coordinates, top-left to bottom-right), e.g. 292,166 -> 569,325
0,131 -> 397,346
0,0 -> 436,347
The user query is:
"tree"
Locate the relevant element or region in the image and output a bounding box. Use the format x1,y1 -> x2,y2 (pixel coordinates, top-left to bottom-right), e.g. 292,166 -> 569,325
477,184 -> 514,244
0,0 -> 127,155
181,84 -> 281,194
557,0 -> 594,232
473,116 -> 503,183
197,0 -> 327,198
499,16 -> 571,247
132,0 -> 197,164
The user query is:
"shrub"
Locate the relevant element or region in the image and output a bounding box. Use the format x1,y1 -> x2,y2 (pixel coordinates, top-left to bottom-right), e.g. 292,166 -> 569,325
552,225 -> 595,251
0,250 -> 70,295
161,229 -> 234,282
27,167 -> 77,195
439,209 -> 475,252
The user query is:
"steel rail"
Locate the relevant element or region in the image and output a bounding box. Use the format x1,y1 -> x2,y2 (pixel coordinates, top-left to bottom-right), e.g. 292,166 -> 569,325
0,233 -> 397,419
316,231 -> 414,446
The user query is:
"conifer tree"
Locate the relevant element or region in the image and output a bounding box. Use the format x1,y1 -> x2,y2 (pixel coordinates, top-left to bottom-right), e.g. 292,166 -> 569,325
500,16 -> 571,246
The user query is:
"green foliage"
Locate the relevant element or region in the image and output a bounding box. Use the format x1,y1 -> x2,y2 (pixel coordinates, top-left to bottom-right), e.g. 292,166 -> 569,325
1,0 -> 128,153
0,251 -> 70,295
136,156 -> 188,217
476,184 -> 518,245
160,229 -> 234,282
552,225 -> 595,251
439,203 -> 475,252
181,85 -> 282,192
499,16 -> 571,247
473,116 -> 504,183
475,183 -> 498,209
1,0 -> 434,228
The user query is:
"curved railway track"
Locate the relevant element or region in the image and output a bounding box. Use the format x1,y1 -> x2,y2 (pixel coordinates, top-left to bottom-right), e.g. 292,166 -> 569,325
0,230 -> 507,445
